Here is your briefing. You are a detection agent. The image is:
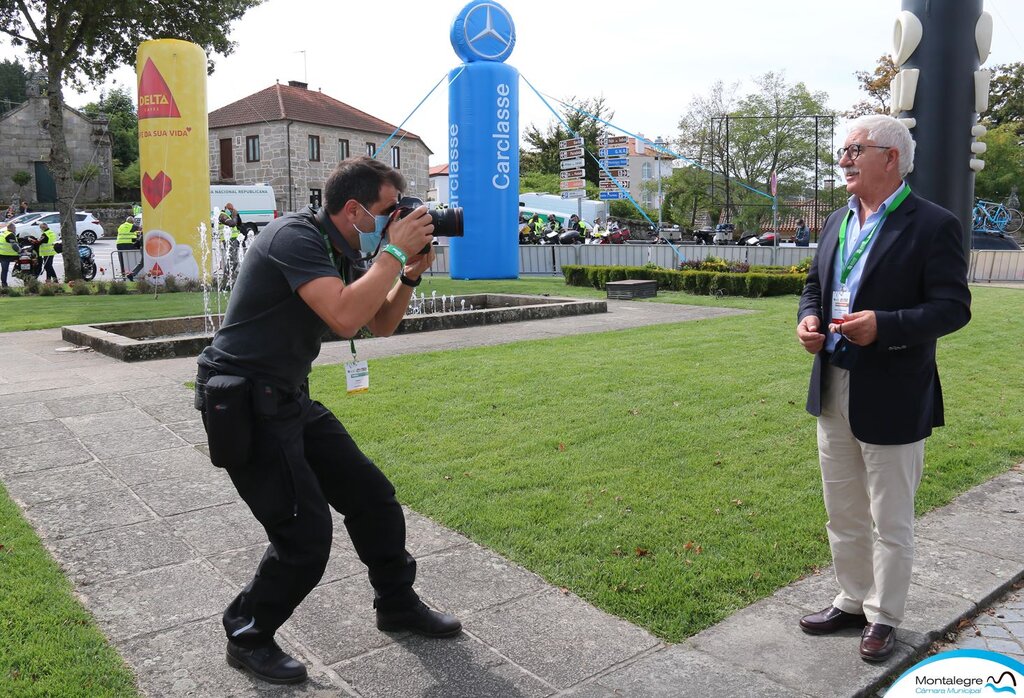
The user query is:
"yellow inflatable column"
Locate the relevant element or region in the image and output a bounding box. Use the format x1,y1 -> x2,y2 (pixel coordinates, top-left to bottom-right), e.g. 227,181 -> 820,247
136,40 -> 209,282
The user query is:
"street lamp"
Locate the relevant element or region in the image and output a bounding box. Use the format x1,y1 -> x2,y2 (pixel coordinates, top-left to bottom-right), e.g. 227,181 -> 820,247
654,136 -> 665,233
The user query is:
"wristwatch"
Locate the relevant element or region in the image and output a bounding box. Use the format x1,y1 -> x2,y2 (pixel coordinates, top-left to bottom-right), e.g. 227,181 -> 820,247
399,274 -> 421,287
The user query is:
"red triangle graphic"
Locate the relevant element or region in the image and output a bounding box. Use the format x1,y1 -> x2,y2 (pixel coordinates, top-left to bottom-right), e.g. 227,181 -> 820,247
151,262 -> 165,276
137,58 -> 181,119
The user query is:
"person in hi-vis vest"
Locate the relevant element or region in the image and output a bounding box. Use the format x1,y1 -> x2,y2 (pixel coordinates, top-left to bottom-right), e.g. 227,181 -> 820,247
116,216 -> 143,281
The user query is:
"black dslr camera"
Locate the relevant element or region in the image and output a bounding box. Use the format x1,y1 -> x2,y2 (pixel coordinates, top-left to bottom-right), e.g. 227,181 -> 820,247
389,196 -> 464,253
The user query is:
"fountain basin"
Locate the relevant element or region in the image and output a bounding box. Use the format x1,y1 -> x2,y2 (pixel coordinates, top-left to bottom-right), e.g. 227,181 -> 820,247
61,294 -> 606,362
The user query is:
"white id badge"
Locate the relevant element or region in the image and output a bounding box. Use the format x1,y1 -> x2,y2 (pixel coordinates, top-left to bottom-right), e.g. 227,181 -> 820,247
345,360 -> 370,394
831,286 -> 851,324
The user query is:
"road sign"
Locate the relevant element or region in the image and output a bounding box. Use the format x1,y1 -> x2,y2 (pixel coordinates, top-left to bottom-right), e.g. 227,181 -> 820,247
559,137 -> 583,149
607,168 -> 630,178
600,158 -> 629,168
561,190 -> 586,199
559,147 -> 583,159
599,191 -> 627,200
598,147 -> 628,157
600,179 -> 629,189
605,135 -> 629,145
560,157 -> 585,170
560,168 -> 584,179
559,178 -> 585,190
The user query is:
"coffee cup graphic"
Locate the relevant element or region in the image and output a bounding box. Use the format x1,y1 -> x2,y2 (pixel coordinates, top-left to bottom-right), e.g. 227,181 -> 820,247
142,230 -> 177,281
171,244 -> 199,280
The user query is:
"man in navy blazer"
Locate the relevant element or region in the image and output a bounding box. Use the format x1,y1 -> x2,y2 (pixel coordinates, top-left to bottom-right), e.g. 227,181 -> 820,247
795,115 -> 971,662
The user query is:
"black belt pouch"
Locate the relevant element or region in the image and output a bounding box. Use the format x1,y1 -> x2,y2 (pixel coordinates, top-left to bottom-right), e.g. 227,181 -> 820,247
204,375 -> 253,469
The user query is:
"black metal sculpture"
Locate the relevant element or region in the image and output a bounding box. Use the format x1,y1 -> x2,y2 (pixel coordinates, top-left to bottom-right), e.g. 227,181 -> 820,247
892,0 -> 992,254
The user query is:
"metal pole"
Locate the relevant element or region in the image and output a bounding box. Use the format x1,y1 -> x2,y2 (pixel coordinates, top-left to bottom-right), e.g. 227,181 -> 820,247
655,136 -> 664,234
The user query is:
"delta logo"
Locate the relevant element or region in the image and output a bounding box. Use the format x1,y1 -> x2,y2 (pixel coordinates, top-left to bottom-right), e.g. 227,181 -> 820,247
137,58 -> 180,119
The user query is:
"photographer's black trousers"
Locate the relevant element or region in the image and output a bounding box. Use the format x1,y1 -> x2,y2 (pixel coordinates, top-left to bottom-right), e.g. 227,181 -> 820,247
207,392 -> 418,647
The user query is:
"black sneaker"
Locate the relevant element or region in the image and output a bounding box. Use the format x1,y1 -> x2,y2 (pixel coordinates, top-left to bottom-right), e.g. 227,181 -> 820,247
225,639 -> 308,684
376,600 -> 462,637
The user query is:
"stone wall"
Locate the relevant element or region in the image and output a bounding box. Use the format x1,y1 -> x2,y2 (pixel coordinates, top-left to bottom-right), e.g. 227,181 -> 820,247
209,122 -> 431,212
0,97 -> 114,207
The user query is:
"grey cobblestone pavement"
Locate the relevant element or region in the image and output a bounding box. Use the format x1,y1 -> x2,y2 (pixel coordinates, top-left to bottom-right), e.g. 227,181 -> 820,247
1,301 -> 1022,697
937,581 -> 1024,660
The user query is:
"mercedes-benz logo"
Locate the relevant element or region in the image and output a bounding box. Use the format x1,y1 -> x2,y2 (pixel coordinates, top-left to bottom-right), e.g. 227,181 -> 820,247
462,3 -> 515,61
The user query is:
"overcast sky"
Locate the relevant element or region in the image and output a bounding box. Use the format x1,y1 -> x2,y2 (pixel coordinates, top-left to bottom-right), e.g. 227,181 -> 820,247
3,0 -> 1024,168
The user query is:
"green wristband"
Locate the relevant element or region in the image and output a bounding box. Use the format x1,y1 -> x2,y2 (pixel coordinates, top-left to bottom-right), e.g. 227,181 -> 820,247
381,244 -> 407,267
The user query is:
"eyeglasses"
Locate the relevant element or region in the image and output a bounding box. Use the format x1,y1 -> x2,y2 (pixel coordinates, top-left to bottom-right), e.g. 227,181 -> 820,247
837,144 -> 893,161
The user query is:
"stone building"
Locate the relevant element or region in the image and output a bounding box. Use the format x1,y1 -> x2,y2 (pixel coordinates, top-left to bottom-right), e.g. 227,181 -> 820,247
0,77 -> 114,207
208,81 -> 432,213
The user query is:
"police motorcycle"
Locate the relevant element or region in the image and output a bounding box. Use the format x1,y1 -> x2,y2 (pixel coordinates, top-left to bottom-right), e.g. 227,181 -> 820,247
13,235 -> 96,282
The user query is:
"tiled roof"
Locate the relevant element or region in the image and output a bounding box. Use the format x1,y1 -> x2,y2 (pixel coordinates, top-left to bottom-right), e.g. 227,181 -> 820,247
208,82 -> 424,145
429,163 -> 449,176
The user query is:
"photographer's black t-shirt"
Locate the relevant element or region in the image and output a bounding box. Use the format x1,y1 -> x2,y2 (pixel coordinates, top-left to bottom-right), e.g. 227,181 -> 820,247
198,208 -> 343,390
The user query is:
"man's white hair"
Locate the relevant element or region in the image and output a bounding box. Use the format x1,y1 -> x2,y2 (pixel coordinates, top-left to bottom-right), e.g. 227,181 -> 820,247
848,114 -> 915,178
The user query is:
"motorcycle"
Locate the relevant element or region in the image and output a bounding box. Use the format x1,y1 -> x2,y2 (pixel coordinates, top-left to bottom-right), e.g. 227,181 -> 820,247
598,227 -> 631,244
13,236 -> 96,282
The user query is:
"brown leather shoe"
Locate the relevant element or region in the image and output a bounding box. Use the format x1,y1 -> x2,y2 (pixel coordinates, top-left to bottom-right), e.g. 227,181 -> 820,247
799,605 -> 868,635
859,623 -> 896,662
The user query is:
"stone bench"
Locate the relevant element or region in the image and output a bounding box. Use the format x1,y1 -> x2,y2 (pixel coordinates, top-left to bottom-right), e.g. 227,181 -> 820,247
606,279 -> 658,299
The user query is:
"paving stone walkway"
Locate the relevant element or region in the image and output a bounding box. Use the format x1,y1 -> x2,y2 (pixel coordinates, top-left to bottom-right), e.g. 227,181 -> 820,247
1,300 -> 1022,697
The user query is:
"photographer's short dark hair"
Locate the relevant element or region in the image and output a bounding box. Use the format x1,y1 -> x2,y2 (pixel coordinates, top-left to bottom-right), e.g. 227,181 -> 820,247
324,156 -> 406,214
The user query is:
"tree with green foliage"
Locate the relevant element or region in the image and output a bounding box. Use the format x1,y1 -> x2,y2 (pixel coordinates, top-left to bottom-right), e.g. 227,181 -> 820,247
11,170 -> 32,199
846,54 -> 897,118
0,56 -> 28,113
522,95 -> 614,187
82,86 -> 139,199
987,62 -> 1024,131
974,123 -> 1024,202
676,72 -> 834,232
0,0 -> 262,279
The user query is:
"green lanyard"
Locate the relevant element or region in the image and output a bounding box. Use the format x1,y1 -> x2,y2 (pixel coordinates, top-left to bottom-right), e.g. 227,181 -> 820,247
837,184 -> 911,284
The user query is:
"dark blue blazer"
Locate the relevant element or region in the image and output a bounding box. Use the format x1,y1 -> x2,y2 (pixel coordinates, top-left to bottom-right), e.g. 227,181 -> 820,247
798,191 -> 971,445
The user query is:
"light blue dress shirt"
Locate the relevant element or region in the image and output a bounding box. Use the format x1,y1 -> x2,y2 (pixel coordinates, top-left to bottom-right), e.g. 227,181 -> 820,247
826,181 -> 907,351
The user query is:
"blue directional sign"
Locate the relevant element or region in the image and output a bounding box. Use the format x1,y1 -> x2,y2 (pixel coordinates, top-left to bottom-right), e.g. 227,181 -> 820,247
600,158 -> 629,168
599,191 -> 627,200
598,147 -> 628,157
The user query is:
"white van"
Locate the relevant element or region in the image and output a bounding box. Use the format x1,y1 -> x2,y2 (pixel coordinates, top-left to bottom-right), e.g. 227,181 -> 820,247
210,184 -> 280,235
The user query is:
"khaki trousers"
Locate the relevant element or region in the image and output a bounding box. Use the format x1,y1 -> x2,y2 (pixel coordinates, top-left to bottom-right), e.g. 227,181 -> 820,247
817,364 -> 925,627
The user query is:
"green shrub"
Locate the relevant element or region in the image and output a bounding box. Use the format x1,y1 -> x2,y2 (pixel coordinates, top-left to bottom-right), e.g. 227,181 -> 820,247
71,282 -> 92,296
5,286 -> 23,297
93,280 -> 109,294
23,276 -> 40,294
38,282 -> 56,296
108,280 -> 128,295
135,277 -> 154,294
162,275 -> 181,293
562,265 -> 805,297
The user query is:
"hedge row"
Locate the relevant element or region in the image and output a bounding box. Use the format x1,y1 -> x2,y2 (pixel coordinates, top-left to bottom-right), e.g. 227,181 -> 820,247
562,265 -> 806,297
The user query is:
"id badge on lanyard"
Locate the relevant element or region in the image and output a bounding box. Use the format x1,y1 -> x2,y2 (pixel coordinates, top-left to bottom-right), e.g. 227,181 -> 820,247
831,286 -> 851,325
344,339 -> 369,394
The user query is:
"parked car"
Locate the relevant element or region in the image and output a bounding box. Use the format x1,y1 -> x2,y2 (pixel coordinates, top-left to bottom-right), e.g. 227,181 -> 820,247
13,211 -> 105,244
971,231 -> 1021,250
4,211 -> 47,228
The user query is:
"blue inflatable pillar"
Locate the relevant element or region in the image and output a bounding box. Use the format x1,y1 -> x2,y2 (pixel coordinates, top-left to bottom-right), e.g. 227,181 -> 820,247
448,1 -> 520,279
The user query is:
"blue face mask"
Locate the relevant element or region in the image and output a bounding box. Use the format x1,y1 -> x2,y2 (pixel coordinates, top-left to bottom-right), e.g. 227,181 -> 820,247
354,204 -> 390,255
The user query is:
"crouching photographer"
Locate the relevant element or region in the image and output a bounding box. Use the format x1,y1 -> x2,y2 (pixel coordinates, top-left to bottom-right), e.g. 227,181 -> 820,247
195,156 -> 462,685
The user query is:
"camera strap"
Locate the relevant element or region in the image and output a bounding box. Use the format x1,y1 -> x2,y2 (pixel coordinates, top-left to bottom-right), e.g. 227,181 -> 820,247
311,207 -> 364,365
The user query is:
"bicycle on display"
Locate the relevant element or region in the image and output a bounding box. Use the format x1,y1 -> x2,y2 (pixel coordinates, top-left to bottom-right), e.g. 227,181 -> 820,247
972,199 -> 1023,242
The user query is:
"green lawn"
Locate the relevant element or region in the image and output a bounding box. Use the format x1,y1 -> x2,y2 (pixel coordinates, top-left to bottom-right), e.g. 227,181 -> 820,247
309,284 -> 1024,641
0,483 -> 138,696
0,291 -> 220,333
0,278 -> 1020,692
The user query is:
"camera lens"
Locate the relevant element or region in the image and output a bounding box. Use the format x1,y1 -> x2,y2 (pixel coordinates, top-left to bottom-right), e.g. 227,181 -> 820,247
428,207 -> 463,238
